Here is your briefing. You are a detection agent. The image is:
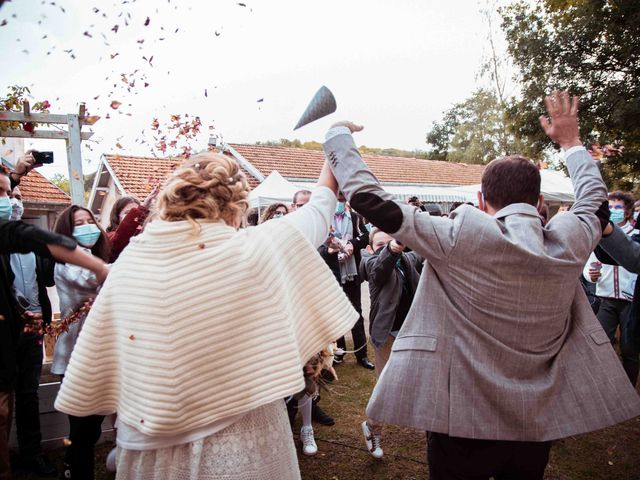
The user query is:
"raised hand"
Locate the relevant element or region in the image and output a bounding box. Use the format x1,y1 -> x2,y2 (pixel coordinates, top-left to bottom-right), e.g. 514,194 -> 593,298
539,91 -> 582,150
142,182 -> 162,209
330,121 -> 364,134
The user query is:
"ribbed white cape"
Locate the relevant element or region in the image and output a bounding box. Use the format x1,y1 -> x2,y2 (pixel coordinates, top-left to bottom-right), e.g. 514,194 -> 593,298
55,219 -> 358,437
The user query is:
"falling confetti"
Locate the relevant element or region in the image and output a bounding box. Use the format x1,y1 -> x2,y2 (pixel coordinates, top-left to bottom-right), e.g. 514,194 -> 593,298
144,16 -> 150,26
110,100 -> 122,109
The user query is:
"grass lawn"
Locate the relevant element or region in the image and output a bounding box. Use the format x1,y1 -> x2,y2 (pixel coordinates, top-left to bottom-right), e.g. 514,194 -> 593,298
11,353 -> 640,480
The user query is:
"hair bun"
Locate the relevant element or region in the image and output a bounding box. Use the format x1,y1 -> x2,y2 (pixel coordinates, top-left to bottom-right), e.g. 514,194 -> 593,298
157,152 -> 249,227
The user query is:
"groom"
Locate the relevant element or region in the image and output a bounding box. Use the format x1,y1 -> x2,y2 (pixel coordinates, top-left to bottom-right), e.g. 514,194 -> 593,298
322,91 -> 640,479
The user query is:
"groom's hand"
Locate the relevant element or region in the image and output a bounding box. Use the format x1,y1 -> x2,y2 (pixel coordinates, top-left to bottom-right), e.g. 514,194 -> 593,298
330,121 -> 364,134
539,91 -> 582,150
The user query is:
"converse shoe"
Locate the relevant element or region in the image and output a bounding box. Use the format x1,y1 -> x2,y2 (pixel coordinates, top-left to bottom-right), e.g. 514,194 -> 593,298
106,447 -> 117,472
361,421 -> 383,459
300,426 -> 318,456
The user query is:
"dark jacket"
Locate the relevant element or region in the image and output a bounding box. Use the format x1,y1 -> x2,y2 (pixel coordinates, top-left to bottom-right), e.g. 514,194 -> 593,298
360,244 -> 422,347
0,220 -> 76,391
318,210 -> 369,283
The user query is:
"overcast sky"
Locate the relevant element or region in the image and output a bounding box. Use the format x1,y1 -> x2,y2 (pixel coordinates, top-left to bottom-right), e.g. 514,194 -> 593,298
0,0 -> 510,179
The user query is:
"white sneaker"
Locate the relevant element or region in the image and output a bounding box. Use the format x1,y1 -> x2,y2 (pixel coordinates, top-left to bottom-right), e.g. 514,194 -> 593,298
300,426 -> 318,456
361,421 -> 383,459
106,447 -> 117,472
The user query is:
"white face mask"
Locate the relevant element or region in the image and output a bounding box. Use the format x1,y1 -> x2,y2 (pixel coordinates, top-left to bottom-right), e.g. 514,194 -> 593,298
10,197 -> 24,221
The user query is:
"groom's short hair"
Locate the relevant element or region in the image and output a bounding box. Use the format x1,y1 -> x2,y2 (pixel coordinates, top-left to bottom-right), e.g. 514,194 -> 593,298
481,156 -> 541,210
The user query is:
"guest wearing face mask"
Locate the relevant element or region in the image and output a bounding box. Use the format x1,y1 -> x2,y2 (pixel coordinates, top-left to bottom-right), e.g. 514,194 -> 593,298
106,185 -> 160,263
633,200 -> 640,228
319,195 -> 373,369
6,187 -> 58,476
584,191 -> 638,383
51,205 -> 111,480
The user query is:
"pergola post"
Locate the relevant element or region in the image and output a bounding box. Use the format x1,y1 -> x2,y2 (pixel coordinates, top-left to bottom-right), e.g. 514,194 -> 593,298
0,102 -> 99,207
66,114 -> 84,205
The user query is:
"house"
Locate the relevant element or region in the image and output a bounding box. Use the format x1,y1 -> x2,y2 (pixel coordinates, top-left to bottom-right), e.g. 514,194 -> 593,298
17,170 -> 71,229
88,144 -> 485,222
2,137 -> 71,228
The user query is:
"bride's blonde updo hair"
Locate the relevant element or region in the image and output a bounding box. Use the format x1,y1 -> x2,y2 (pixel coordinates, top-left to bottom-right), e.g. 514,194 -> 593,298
156,151 -> 249,228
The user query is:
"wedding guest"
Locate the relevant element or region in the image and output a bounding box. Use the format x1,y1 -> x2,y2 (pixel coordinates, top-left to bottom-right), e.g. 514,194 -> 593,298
359,228 -> 422,458
0,169 -> 108,480
7,187 -> 57,476
52,206 -> 111,480
318,195 -> 373,369
259,202 -> 289,223
55,152 -> 357,480
585,191 -> 639,385
106,184 -> 160,262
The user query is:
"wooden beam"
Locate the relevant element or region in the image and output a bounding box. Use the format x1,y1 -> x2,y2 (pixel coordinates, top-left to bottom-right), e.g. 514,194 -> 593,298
79,103 -> 86,118
23,100 -> 30,116
66,114 -> 85,205
0,128 -> 93,140
0,111 -> 99,125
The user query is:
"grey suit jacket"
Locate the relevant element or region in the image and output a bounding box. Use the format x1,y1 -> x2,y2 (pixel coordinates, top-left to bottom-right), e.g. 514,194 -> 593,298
324,133 -> 640,441
360,246 -> 422,347
599,225 -> 640,273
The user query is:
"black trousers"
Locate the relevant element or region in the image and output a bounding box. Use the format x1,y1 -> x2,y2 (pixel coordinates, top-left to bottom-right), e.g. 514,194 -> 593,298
427,432 -> 552,480
14,333 -> 44,460
336,280 -> 368,359
597,298 -> 639,385
63,414 -> 105,480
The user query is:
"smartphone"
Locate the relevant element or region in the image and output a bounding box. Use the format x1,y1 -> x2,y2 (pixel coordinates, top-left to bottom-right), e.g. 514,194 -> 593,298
32,151 -> 54,164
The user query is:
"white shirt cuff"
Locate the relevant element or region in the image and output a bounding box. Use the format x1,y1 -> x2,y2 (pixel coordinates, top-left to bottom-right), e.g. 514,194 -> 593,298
325,126 -> 351,142
563,145 -> 587,159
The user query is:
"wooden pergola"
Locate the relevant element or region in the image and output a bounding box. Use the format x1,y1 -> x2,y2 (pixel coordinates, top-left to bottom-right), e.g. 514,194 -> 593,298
0,101 -> 99,205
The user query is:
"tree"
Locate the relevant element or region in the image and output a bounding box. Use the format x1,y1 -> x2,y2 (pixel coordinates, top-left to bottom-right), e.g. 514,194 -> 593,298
500,0 -> 640,192
426,89 -> 529,164
50,173 -> 70,194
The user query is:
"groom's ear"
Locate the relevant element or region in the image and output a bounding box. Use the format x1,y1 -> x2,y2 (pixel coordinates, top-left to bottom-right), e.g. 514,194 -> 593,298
477,191 -> 486,212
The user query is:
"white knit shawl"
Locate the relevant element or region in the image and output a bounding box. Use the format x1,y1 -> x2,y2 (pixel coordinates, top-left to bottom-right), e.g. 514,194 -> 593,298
55,219 -> 358,437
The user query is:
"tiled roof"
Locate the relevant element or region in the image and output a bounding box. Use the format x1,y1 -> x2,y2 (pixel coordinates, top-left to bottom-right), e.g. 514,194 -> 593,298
229,144 -> 485,186
104,154 -> 260,199
105,154 -> 179,200
20,170 -> 70,204
102,144 -> 484,201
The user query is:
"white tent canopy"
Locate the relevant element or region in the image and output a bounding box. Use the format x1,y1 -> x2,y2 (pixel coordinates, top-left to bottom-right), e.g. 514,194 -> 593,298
249,170 -> 304,208
249,171 -> 472,208
441,169 -> 575,205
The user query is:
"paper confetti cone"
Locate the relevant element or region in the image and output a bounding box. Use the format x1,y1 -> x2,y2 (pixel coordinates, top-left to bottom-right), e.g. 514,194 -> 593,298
293,86 -> 337,130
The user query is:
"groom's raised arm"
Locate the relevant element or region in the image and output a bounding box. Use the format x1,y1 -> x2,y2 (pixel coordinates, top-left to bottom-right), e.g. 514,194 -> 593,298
323,125 -> 459,265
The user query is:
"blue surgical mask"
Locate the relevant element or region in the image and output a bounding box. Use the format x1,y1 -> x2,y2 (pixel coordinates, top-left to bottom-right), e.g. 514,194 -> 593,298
336,202 -> 346,215
609,209 -> 626,225
73,223 -> 102,247
0,197 -> 12,221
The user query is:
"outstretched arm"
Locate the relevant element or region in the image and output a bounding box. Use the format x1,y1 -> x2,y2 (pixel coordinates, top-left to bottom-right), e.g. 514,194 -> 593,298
0,219 -> 109,284
596,225 -> 640,273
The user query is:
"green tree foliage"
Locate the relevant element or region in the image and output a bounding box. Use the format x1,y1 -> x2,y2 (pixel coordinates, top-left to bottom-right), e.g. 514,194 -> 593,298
256,139 -> 432,160
426,89 -> 529,164
50,172 -> 95,203
50,173 -> 70,194
500,0 -> 640,192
